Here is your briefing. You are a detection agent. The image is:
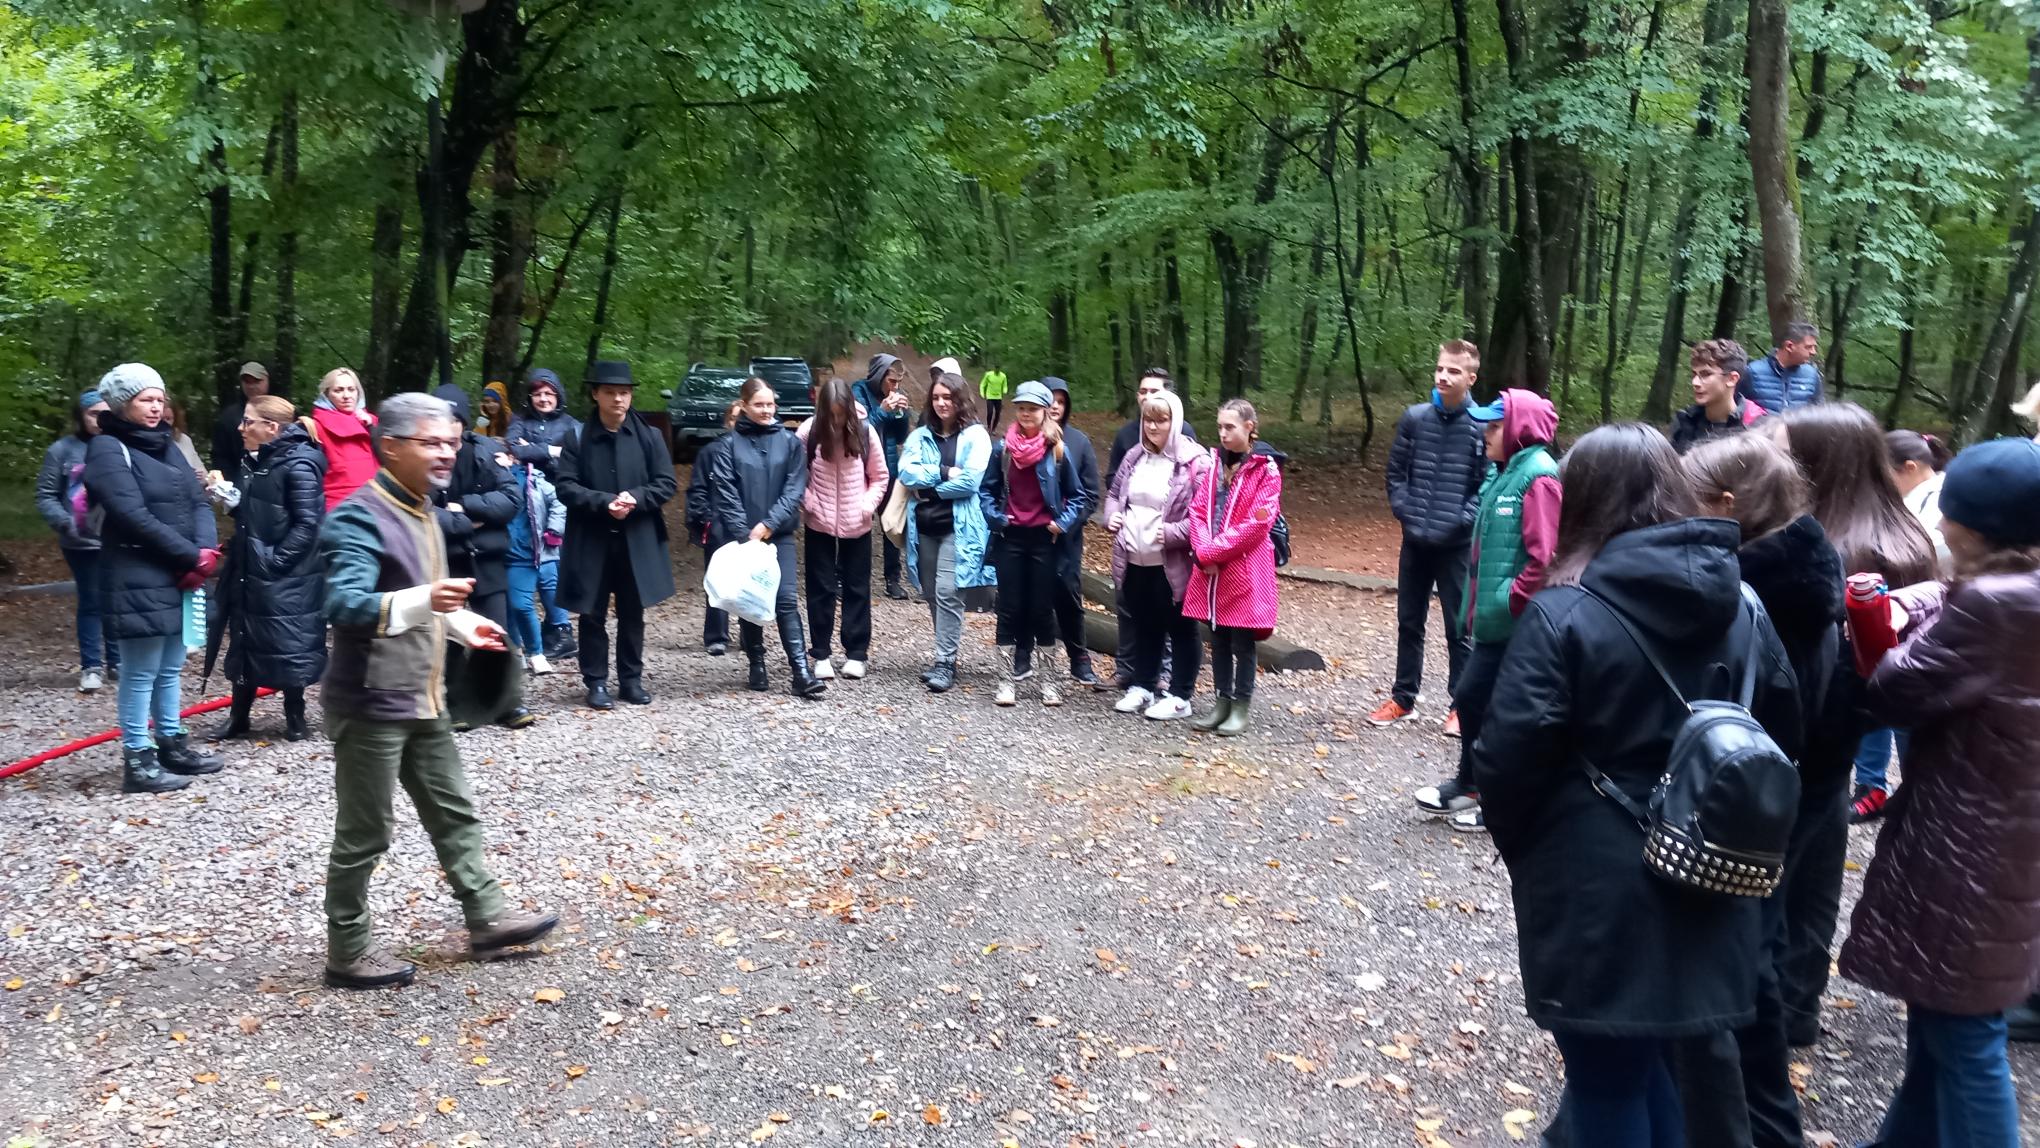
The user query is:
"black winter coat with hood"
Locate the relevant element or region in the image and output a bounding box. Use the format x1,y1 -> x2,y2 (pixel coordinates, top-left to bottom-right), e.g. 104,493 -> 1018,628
706,416 -> 808,546
431,385 -> 522,606
1384,399 -> 1488,547
1736,514 -> 1855,783
84,412 -> 218,641
1473,518 -> 1804,1038
221,423 -> 328,687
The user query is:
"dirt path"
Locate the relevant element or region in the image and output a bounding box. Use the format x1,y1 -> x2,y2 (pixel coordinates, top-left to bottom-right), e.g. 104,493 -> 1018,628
1,532 -> 2029,1146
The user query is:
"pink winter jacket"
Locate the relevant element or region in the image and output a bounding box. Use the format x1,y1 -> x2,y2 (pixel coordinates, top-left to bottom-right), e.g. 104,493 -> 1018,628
1185,443 -> 1284,637
796,421 -> 888,538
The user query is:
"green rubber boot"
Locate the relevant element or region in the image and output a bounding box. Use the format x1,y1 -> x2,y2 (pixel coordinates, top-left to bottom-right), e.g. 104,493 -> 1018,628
1192,696 -> 1232,732
1215,693 -> 1252,737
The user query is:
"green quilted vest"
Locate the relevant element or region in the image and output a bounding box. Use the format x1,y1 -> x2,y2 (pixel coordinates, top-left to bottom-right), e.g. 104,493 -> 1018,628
1465,444 -> 1557,643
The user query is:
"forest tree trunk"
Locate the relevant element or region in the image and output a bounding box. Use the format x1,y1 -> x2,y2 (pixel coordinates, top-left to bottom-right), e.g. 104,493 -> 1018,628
1746,0 -> 1813,343
273,89 -> 299,396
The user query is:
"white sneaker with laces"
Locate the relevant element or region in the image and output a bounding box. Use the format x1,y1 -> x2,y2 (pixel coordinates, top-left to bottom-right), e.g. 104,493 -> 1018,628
1143,694 -> 1192,721
79,669 -> 103,694
813,658 -> 836,680
528,654 -> 555,676
841,659 -> 866,680
1040,681 -> 1063,707
1113,686 -> 1156,714
995,682 -> 1017,707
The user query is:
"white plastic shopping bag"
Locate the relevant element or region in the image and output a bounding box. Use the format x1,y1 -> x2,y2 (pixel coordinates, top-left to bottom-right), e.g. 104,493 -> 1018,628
703,540 -> 780,626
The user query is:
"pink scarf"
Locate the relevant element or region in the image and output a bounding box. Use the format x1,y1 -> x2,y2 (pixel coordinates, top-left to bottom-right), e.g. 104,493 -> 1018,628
1004,421 -> 1048,470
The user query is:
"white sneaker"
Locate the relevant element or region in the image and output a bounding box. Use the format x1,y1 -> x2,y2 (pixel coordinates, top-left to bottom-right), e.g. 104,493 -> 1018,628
79,669 -> 103,694
1143,694 -> 1192,721
813,659 -> 836,680
1113,686 -> 1156,714
528,654 -> 555,676
1040,681 -> 1063,707
995,682 -> 1017,707
841,659 -> 867,680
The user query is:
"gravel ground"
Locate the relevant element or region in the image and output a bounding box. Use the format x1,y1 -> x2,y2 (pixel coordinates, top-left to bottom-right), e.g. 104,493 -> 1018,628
1,562 -> 2034,1147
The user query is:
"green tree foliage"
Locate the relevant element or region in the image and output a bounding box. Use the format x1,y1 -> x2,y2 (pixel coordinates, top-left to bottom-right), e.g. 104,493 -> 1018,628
1,0 -> 2034,476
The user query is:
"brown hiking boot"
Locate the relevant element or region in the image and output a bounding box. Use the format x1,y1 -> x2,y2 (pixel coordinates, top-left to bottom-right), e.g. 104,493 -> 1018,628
469,909 -> 559,955
324,949 -> 417,990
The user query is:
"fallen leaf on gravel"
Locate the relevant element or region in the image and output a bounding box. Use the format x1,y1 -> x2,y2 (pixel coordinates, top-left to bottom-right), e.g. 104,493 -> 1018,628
237,1015 -> 261,1034
1416,1118 -> 1445,1132
1094,948 -> 1117,965
923,1104 -> 944,1125
768,1113 -> 790,1123
471,1056 -> 489,1066
1377,1043 -> 1412,1061
264,1080 -> 281,1091
1503,1081 -> 1534,1097
192,1072 -> 219,1084
749,1124 -> 776,1143
824,1084 -> 847,1099
1331,1074 -> 1370,1089
1789,1062 -> 1813,1093
3,977 -> 22,991
868,1110 -> 889,1125
1030,1014 -> 1060,1027
1354,972 -> 1387,992
1457,1019 -> 1486,1035
477,1078 -> 510,1087
565,1065 -> 588,1078
303,1111 -> 333,1122
600,1011 -> 624,1026
1272,1052 -> 1318,1073
737,958 -> 758,972
436,1097 -> 458,1115
1503,1108 -> 1536,1126
43,1004 -> 60,1022
1806,1134 -> 1839,1147
533,987 -> 565,1003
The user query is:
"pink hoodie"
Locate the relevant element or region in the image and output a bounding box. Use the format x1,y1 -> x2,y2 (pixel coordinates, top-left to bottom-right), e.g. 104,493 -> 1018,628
1185,443 -> 1284,637
796,421 -> 888,538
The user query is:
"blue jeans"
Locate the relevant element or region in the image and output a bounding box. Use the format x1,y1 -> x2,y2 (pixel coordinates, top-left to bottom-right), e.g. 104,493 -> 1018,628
505,562 -> 550,655
114,636 -> 187,750
1549,1032 -> 1684,1148
62,548 -> 115,671
1854,728 -> 1912,792
1871,1007 -> 2020,1147
538,558 -> 566,628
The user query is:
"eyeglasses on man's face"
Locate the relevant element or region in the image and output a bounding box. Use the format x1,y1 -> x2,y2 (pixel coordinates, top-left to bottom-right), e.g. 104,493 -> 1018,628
390,435 -> 462,453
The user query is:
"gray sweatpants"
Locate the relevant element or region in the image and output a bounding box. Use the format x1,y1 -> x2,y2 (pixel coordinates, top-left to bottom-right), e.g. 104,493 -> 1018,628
919,533 -> 964,663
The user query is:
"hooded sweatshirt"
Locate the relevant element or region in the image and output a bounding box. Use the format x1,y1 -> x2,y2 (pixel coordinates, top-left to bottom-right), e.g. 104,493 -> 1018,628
1465,389 -> 1561,644
852,354 -> 910,474
1102,390 -> 1207,601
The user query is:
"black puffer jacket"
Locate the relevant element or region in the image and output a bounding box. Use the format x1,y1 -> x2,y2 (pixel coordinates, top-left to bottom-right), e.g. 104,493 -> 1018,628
1736,514 -> 1855,782
706,417 -> 807,546
433,385 -> 522,601
1473,519 -> 1803,1037
1385,400 -> 1488,547
221,424 -> 328,688
506,408 -> 577,477
84,413 -> 217,641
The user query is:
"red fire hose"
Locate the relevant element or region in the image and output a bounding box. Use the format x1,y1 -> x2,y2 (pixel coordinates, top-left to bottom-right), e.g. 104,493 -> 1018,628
1,688 -> 276,781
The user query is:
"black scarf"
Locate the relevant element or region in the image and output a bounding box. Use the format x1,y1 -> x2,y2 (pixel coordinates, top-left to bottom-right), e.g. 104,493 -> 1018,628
99,411 -> 176,458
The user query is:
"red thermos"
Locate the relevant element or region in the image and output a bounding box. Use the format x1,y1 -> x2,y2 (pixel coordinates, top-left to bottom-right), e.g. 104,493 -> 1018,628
1845,572 -> 1898,679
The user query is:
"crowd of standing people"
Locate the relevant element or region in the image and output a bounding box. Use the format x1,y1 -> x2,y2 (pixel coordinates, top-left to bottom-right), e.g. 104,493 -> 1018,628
27,340 -> 2040,1145
1378,330 -> 2040,1146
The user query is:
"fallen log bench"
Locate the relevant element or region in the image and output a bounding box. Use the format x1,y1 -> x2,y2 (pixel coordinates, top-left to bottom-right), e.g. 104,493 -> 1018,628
1076,570 -> 1328,673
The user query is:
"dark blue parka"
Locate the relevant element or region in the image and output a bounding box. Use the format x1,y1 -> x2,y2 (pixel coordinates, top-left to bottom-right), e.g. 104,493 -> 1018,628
83,413 -> 217,641
1384,399 -> 1488,548
222,423 -> 329,688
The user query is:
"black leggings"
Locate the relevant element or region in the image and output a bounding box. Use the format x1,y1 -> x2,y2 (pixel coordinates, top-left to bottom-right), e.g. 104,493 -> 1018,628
1208,625 -> 1257,699
1123,564 -> 1200,697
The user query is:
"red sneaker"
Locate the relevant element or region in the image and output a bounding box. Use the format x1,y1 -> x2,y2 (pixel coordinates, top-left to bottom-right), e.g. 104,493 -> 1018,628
1367,699 -> 1416,727
1849,785 -> 1890,825
1442,709 -> 1461,738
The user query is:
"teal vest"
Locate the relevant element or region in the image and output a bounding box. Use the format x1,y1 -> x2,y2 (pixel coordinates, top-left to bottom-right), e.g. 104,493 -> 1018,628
1466,444 -> 1557,643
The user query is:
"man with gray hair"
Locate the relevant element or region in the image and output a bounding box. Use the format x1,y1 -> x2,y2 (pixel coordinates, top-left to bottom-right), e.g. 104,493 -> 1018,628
315,392 -> 557,990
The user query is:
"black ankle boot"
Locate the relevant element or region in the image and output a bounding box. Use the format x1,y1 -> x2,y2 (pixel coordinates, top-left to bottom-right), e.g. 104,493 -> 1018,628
775,615 -> 825,698
283,692 -> 309,741
159,733 -> 224,776
745,654 -> 769,691
209,708 -> 251,742
122,746 -> 191,794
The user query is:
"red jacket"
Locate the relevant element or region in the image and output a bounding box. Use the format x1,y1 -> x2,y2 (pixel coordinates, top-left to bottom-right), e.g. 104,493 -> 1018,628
1185,443 -> 1284,637
305,404 -> 379,511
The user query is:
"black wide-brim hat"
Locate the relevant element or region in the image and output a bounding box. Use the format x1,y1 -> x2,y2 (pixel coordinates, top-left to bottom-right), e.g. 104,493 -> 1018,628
586,359 -> 636,388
